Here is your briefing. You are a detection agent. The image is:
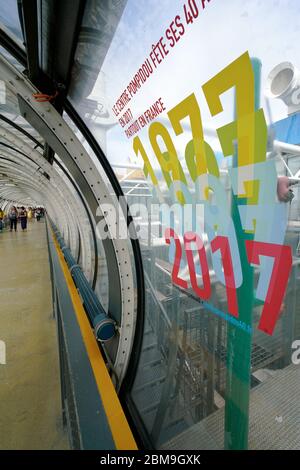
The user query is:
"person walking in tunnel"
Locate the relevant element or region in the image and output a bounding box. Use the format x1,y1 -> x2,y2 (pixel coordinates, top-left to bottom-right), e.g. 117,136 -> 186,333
0,207 -> 4,232
9,206 -> 18,232
35,208 -> 41,222
19,206 -> 28,231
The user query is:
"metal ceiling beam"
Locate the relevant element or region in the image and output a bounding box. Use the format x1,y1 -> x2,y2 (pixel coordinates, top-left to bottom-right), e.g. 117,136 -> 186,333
0,25 -> 27,66
0,115 -> 95,265
0,30 -> 142,389
2,1 -> 85,168
1,53 -> 136,385
0,141 -> 39,166
19,0 -> 40,84
0,121 -> 94,281
43,143 -> 54,167
0,113 -> 43,149
40,0 -> 85,92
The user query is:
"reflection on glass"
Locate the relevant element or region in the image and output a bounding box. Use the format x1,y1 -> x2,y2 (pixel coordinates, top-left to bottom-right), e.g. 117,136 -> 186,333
68,0 -> 300,450
0,2 -> 23,41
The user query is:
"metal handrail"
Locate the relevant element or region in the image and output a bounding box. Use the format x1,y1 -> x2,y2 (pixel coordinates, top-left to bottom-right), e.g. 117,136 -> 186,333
51,220 -> 115,342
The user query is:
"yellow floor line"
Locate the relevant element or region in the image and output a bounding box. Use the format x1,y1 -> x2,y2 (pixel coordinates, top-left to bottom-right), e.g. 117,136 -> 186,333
51,228 -> 138,450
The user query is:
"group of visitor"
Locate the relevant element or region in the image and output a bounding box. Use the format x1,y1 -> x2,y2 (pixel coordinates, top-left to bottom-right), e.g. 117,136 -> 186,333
0,206 -> 45,232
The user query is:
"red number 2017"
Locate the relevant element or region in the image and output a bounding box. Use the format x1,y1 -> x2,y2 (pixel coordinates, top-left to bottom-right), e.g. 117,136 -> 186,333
165,229 -> 238,316
165,229 -> 292,335
184,231 -> 211,300
245,241 -> 292,335
211,236 -> 238,318
165,228 -> 188,289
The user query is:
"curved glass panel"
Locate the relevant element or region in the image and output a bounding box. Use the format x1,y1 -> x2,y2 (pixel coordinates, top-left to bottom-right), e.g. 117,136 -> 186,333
0,85 -> 44,151
69,0 -> 300,450
0,1 -> 23,41
0,45 -> 24,72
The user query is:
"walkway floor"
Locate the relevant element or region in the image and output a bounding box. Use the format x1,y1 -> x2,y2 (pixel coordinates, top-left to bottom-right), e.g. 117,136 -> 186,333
0,218 -> 68,449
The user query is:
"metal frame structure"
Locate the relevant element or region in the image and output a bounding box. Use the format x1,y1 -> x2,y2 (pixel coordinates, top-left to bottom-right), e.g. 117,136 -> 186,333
0,50 -> 137,387
46,221 -> 137,449
0,132 -> 91,272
